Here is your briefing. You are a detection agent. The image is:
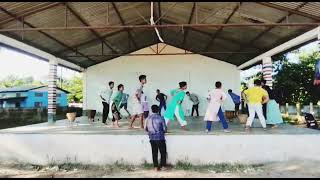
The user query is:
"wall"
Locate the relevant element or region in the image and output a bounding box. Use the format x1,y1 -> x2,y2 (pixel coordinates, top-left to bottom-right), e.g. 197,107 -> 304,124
0,107 -> 82,129
1,134 -> 320,165
26,89 -> 68,108
84,44 -> 241,116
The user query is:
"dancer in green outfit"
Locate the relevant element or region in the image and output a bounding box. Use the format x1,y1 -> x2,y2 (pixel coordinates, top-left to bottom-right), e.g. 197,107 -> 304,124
164,81 -> 188,130
111,84 -> 124,128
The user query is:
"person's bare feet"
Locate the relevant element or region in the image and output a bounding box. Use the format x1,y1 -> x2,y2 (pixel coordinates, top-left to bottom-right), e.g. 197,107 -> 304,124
181,126 -> 189,131
154,167 -> 159,172
271,125 -> 278,129
160,167 -> 168,171
245,126 -> 250,133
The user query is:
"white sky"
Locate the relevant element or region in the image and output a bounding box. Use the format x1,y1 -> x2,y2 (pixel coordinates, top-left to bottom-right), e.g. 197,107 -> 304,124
0,41 -> 318,82
0,46 -> 79,81
240,41 -> 319,80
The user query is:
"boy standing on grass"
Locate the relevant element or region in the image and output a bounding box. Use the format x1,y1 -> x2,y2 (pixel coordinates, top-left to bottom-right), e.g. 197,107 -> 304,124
145,105 -> 168,171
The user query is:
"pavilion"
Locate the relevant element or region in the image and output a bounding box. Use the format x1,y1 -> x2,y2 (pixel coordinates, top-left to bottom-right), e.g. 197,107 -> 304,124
1,2 -> 320,165
0,2 -> 319,121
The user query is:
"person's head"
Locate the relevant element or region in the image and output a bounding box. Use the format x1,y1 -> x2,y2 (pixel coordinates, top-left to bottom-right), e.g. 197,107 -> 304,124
228,89 -> 232,93
108,81 -> 114,89
151,105 -> 159,114
261,79 -> 267,86
215,81 -> 222,89
117,84 -> 124,91
139,75 -> 147,85
156,89 -> 160,94
254,79 -> 262,86
179,81 -> 187,90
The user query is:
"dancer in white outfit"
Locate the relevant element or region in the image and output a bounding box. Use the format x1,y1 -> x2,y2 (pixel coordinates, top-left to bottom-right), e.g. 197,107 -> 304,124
129,75 -> 147,129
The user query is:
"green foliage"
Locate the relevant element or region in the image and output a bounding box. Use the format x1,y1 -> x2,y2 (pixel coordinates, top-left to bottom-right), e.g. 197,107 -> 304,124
0,75 -> 44,88
273,51 -> 320,105
58,75 -> 83,103
0,74 -> 83,103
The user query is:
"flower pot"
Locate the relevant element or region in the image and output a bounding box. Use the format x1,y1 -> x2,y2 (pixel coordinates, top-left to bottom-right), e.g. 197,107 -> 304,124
238,114 -> 248,124
225,111 -> 235,119
88,109 -> 96,122
66,112 -> 76,122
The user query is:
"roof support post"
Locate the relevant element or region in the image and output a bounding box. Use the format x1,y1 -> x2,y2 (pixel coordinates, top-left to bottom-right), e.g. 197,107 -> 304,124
48,58 -> 58,123
262,57 -> 273,88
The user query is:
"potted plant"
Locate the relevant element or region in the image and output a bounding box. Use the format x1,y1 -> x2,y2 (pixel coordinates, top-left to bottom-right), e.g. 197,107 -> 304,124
66,107 -> 77,125
237,113 -> 248,124
87,109 -> 96,123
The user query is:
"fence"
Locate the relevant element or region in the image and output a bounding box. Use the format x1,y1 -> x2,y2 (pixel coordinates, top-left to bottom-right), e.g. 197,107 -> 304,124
0,107 -> 82,129
279,102 -> 320,118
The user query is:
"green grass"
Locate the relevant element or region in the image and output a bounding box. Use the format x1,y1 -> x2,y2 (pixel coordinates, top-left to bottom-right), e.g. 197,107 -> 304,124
173,160 -> 264,173
0,160 -> 265,174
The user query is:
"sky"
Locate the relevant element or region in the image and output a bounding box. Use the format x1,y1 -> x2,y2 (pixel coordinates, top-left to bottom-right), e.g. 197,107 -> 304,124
0,46 -> 80,82
240,41 -> 319,80
0,41 -> 318,82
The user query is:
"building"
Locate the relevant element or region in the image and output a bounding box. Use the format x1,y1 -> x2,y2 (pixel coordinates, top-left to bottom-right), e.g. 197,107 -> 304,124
0,86 -> 69,108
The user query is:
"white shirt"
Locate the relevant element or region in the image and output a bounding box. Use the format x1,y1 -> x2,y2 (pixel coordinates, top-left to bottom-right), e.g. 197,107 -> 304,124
132,84 -> 144,103
100,88 -> 113,103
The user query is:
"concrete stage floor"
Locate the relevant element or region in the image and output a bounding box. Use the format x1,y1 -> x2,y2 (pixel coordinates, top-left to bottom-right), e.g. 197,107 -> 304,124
1,116 -> 319,135
1,116 -> 320,165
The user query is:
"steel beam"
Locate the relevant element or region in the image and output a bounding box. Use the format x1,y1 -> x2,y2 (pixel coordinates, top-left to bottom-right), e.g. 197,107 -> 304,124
181,2 -> 196,48
256,2 -> 320,21
226,2 -> 310,60
62,50 -> 258,57
157,2 -> 163,36
1,22 -> 320,32
65,3 -> 120,54
0,6 -> 96,63
111,2 -> 138,48
0,3 -> 63,26
204,3 -> 241,51
162,19 -> 263,52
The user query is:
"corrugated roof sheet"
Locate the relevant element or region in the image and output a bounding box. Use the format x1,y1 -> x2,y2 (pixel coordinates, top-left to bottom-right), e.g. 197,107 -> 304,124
0,2 -> 319,68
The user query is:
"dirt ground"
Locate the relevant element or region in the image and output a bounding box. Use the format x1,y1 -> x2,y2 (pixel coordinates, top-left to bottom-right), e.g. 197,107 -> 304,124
0,160 -> 319,178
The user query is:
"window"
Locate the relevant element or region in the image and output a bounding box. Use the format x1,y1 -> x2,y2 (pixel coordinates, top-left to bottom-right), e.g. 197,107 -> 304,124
34,102 -> 43,107
35,92 -> 43,97
57,93 -> 61,97
16,93 -> 21,97
15,102 -> 20,108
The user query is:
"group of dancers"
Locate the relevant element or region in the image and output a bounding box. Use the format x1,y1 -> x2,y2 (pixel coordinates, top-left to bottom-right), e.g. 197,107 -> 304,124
99,74 -> 283,132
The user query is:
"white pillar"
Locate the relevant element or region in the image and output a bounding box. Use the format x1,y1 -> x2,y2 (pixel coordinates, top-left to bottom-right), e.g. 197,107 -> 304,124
82,70 -> 87,110
262,56 -> 273,88
48,58 -> 58,123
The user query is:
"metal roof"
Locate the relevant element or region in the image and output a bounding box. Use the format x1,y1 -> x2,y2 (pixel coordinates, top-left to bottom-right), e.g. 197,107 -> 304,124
0,2 -> 319,68
0,86 -> 70,93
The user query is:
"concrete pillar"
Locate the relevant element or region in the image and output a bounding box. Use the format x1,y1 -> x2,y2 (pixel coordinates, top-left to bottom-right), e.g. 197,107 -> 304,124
310,102 -> 314,114
285,103 -> 289,117
48,58 -> 58,123
262,56 -> 273,88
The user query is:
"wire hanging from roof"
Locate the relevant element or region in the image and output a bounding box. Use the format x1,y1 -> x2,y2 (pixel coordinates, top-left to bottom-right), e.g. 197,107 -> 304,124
150,2 -> 164,43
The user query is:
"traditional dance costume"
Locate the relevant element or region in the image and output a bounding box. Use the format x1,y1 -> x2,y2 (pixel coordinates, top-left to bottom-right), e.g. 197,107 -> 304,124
266,99 -> 283,125
204,89 -> 229,131
164,89 -> 187,126
131,85 -> 144,116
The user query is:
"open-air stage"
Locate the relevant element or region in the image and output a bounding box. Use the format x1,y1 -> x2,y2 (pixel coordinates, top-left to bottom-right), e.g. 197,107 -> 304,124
0,116 -> 320,165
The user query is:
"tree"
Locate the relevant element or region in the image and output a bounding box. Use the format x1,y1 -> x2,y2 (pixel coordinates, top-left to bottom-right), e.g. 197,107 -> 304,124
57,75 -> 83,103
0,75 -> 44,88
273,51 -> 320,105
